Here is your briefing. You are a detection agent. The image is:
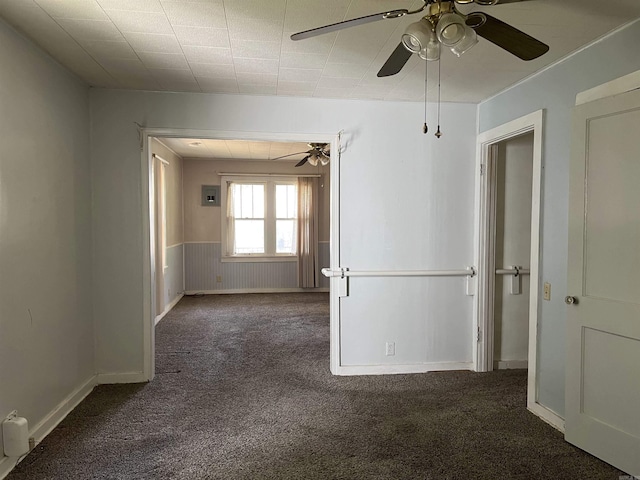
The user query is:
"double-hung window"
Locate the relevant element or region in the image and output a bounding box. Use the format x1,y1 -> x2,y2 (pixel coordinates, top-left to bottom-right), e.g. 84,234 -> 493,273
222,176 -> 297,261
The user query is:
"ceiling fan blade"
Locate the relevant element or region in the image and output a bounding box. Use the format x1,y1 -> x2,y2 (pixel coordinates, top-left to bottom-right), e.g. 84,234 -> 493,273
295,156 -> 310,167
291,9 -> 409,41
271,151 -> 310,161
377,42 -> 413,77
468,13 -> 549,61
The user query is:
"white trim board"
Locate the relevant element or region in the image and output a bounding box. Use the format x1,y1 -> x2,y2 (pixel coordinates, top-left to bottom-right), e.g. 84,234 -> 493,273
0,376 -> 96,480
155,293 -> 184,325
575,70 -> 640,105
334,362 -> 474,376
529,403 -> 565,433
96,372 -> 147,384
184,288 -> 329,295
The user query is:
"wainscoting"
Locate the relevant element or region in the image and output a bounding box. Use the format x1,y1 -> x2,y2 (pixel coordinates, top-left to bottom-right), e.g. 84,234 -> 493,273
185,242 -> 330,292
164,243 -> 184,307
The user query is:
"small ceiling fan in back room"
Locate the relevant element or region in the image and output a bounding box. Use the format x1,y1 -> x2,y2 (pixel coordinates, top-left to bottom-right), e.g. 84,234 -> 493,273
271,143 -> 330,167
291,0 -> 548,76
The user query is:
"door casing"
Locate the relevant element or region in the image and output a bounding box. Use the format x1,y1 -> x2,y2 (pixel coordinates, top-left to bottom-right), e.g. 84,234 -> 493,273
139,128 -> 339,382
474,110 -> 562,430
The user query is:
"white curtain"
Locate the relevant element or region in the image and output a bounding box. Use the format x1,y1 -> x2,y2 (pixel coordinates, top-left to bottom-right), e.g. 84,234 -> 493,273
226,181 -> 236,256
297,177 -> 319,288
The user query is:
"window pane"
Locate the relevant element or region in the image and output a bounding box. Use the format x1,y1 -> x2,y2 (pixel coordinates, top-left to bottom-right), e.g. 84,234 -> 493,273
234,219 -> 264,254
276,184 -> 297,218
240,184 -> 253,217
234,184 -> 264,219
253,185 -> 264,217
276,219 -> 296,254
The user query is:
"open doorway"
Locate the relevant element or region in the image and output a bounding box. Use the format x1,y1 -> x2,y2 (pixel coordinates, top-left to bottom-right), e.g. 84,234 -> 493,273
492,132 -> 534,371
474,111 -> 561,430
143,130 -> 339,381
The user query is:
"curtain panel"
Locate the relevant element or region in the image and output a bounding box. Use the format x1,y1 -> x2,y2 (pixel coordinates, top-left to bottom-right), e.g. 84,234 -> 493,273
297,177 -> 319,288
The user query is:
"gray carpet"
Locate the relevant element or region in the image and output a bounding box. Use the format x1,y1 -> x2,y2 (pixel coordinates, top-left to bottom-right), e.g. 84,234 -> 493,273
8,293 -> 622,480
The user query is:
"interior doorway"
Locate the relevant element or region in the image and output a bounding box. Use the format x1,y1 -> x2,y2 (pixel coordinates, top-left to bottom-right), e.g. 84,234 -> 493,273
141,129 -> 340,382
474,110 -> 561,430
493,132 -> 534,370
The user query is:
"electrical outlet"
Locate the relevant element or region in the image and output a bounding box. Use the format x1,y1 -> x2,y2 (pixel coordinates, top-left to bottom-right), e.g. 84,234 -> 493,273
216,275 -> 222,283
543,282 -> 551,301
385,342 -> 395,356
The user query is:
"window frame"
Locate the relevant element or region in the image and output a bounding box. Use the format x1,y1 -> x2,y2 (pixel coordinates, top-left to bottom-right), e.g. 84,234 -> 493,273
221,175 -> 298,263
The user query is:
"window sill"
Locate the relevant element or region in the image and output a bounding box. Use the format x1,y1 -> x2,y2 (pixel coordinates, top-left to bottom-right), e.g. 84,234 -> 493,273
221,255 -> 298,264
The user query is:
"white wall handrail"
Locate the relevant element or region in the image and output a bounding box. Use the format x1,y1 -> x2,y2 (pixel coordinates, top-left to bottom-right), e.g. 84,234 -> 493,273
321,267 -> 476,279
496,268 -> 530,276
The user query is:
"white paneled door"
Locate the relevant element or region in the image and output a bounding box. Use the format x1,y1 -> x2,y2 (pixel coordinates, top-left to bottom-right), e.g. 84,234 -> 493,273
566,87 -> 640,476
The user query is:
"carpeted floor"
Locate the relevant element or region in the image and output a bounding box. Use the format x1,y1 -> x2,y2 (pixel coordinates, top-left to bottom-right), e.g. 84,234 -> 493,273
8,293 -> 622,479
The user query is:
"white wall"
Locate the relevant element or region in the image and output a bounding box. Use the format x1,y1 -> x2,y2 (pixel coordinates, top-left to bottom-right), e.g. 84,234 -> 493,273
0,17 -> 92,457
479,19 -> 640,416
494,133 -> 533,366
89,89 -> 477,375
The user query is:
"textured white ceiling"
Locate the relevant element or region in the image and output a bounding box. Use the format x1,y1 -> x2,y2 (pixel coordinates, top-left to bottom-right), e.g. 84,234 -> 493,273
1,0 -> 639,103
159,138 -> 315,161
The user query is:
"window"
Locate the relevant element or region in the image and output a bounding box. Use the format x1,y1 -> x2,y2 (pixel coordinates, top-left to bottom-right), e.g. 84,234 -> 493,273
223,177 -> 297,260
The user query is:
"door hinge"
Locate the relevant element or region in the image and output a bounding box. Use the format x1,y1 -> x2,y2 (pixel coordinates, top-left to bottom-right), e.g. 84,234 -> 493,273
480,164 -> 485,176
477,328 -> 481,342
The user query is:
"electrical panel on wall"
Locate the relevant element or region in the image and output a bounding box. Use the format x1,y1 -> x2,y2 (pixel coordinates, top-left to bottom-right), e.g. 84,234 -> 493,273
201,185 -> 220,207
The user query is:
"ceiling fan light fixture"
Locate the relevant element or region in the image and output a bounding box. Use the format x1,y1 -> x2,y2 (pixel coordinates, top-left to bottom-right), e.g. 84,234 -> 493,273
436,13 -> 466,47
308,152 -> 319,167
418,39 -> 441,62
474,0 -> 499,5
449,24 -> 478,57
401,19 -> 432,54
319,155 -> 330,166
417,25 -> 440,61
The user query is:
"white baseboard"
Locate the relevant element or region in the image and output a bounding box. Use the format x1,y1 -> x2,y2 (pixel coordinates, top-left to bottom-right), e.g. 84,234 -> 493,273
184,288 -> 330,295
0,456 -> 15,480
528,401 -> 565,432
494,360 -> 528,370
0,375 -> 97,480
155,293 -> 184,325
96,372 -> 147,384
333,362 -> 474,376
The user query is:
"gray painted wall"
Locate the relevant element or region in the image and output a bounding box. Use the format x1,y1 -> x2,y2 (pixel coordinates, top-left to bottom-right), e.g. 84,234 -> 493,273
0,18 -> 93,441
479,20 -> 640,416
184,242 -> 330,292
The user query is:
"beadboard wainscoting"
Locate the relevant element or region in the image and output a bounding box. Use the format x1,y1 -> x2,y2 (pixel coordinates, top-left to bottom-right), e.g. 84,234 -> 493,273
185,242 -> 330,292
164,244 -> 184,306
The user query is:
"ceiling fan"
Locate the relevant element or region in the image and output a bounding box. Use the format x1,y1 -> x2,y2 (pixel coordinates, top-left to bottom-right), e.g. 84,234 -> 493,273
290,0 -> 549,77
271,143 -> 330,167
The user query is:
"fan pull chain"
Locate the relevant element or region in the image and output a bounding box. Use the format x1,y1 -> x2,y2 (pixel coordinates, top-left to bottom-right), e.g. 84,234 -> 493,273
435,58 -> 442,139
422,56 -> 428,134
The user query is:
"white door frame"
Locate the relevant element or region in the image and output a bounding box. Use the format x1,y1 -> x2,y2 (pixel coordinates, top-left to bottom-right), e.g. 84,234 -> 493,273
474,110 -> 560,428
139,128 -> 339,381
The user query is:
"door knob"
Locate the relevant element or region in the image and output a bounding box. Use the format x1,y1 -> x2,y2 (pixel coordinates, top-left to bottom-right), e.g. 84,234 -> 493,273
565,296 -> 578,305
